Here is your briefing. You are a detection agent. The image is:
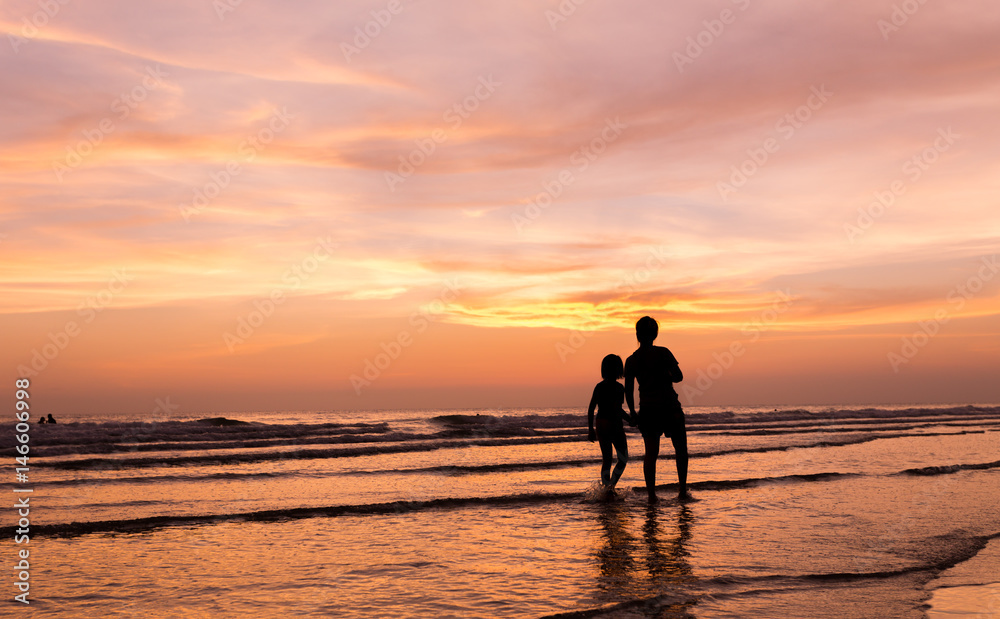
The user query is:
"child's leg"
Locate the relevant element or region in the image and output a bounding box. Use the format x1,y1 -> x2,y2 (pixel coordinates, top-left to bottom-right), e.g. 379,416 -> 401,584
597,425 -> 614,486
608,430 -> 629,488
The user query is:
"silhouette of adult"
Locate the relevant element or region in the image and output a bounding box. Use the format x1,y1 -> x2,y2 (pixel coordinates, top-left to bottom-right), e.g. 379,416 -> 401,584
642,503 -> 694,585
624,316 -> 690,502
46,414 -> 56,424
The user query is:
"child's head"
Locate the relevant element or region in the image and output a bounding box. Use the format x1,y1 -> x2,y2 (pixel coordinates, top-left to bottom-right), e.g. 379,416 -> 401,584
635,316 -> 658,344
600,354 -> 624,380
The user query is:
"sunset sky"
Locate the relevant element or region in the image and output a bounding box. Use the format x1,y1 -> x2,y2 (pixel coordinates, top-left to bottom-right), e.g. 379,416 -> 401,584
2,0 -> 999,415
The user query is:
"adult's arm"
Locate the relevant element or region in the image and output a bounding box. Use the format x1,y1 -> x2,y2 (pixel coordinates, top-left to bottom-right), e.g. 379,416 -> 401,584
625,374 -> 636,416
665,349 -> 683,383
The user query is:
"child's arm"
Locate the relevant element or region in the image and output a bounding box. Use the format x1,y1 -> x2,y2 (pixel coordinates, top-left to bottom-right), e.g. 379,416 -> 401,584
617,383 -> 633,426
587,386 -> 598,442
624,373 -> 638,426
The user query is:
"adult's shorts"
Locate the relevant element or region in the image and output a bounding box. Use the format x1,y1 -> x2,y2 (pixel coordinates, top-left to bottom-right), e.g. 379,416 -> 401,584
637,404 -> 685,439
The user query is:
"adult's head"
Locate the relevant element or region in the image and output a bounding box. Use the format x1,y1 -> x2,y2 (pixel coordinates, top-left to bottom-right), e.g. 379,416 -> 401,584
635,316 -> 658,345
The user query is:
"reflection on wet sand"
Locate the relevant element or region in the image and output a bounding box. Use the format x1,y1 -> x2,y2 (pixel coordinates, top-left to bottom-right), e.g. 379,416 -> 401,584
592,501 -> 700,615
595,501 -> 638,594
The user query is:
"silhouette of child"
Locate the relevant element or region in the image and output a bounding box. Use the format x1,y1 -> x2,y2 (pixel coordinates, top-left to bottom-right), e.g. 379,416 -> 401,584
588,354 -> 632,489
624,316 -> 690,503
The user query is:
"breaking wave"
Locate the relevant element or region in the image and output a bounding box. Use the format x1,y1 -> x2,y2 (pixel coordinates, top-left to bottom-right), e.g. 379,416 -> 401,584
10,460 -> 998,539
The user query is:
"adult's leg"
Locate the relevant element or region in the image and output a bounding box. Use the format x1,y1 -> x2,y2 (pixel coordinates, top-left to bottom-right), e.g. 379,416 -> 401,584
669,421 -> 689,497
609,429 -> 629,488
642,431 -> 661,501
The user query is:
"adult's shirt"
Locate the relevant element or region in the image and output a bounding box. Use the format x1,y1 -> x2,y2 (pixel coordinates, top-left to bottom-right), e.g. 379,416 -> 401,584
624,345 -> 681,410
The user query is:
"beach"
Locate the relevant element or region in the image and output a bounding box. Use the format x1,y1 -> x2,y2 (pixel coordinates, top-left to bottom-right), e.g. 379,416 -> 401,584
5,404 -> 999,617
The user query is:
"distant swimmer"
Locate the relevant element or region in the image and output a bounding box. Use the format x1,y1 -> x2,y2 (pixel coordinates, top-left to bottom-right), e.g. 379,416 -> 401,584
46,414 -> 57,424
624,316 -> 690,503
587,354 -> 634,490
38,417 -> 46,425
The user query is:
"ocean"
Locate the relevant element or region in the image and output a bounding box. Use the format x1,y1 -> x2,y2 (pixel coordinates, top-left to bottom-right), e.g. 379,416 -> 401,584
4,404 -> 999,617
